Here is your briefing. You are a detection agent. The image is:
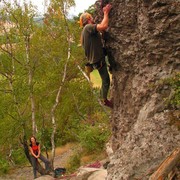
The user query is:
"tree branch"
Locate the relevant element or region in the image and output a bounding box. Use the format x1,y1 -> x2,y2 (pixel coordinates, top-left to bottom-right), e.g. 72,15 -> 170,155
50,2 -> 72,167
74,60 -> 110,117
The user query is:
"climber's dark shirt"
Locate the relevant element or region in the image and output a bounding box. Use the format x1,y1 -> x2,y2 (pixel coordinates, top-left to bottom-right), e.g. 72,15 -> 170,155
81,24 -> 105,64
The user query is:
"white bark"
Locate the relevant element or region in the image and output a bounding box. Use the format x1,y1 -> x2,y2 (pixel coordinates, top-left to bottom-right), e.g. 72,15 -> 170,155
50,8 -> 71,166
25,35 -> 36,135
1,6 -> 36,135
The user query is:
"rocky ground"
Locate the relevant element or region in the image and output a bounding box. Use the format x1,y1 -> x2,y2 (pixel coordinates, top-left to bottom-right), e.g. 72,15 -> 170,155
0,144 -> 108,180
0,144 -> 79,180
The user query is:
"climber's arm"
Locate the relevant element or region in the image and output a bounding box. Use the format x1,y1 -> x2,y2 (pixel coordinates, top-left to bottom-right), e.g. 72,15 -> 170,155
96,4 -> 112,32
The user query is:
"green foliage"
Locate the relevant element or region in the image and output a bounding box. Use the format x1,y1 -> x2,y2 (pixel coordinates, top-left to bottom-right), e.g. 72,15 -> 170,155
11,149 -> 27,165
164,73 -> 180,107
54,80 -> 102,145
67,153 -> 81,173
0,157 -> 10,174
78,123 -> 111,153
37,129 -> 52,150
85,5 -> 96,15
0,0 -> 110,171
0,35 -> 19,45
168,73 -> 180,106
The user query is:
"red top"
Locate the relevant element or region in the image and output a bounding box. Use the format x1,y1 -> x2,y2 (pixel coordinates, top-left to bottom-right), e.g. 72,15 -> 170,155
30,142 -> 39,155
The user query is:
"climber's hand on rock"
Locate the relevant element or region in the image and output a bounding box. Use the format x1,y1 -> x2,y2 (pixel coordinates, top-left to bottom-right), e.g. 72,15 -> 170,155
103,4 -> 112,15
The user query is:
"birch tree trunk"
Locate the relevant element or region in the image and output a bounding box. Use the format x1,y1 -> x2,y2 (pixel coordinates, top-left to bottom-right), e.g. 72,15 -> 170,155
0,2 -> 49,175
50,6 -> 72,167
25,35 -> 36,135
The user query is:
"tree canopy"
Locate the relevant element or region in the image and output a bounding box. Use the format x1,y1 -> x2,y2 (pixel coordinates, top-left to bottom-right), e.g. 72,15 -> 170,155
0,0 -> 110,173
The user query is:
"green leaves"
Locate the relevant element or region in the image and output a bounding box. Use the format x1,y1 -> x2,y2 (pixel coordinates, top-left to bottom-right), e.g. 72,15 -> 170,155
78,123 -> 110,153
0,157 -> 10,174
165,73 -> 180,107
0,0 -> 110,170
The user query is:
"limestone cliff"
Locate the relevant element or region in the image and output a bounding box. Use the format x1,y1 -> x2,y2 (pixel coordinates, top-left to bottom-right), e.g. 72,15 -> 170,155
100,0 -> 180,179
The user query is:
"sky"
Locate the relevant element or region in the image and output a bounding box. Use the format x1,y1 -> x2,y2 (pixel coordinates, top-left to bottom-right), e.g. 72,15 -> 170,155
0,0 -> 97,16
69,0 -> 97,16
27,0 -> 97,16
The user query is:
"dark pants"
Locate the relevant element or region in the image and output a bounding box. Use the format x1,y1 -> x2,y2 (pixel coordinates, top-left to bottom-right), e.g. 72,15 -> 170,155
31,154 -> 50,179
92,60 -> 110,100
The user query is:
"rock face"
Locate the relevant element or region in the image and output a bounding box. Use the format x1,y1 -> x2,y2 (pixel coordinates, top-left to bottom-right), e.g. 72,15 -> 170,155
104,0 -> 180,179
76,167 -> 107,180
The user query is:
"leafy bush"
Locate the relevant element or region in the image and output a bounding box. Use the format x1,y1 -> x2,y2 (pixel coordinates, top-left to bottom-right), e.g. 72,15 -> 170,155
78,124 -> 110,153
164,73 -> 180,107
67,153 -> 81,173
0,158 -> 9,174
168,73 -> 180,106
11,148 -> 27,165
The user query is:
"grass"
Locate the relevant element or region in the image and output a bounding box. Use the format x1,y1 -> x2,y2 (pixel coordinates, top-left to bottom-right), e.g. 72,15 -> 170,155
55,143 -> 76,156
90,70 -> 112,88
80,151 -> 107,166
90,70 -> 101,88
66,148 -> 107,173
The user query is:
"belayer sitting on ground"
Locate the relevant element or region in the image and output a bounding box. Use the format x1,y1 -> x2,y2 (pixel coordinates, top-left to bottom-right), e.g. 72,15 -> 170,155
29,136 -> 50,179
79,4 -> 113,108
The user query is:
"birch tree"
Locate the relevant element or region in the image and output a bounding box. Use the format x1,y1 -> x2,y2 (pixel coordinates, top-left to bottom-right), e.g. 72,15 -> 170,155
0,0 -> 38,137
43,0 -> 75,166
0,0 -> 110,173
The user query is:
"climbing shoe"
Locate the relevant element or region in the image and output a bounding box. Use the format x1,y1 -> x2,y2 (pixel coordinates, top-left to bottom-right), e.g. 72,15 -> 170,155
104,99 -> 113,109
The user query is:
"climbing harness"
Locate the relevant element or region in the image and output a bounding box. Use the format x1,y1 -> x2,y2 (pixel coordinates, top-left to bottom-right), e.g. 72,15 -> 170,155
92,60 -> 105,70
85,60 -> 105,73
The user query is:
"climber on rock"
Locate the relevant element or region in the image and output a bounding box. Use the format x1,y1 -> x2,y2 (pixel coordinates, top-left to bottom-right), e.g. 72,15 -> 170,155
79,4 -> 113,109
